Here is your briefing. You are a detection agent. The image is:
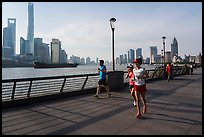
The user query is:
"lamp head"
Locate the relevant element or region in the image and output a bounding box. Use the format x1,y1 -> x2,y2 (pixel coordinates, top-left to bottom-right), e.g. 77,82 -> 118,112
109,18 -> 116,29
162,36 -> 166,39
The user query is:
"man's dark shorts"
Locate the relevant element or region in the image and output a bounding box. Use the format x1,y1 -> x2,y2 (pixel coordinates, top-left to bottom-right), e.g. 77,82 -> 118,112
98,79 -> 107,86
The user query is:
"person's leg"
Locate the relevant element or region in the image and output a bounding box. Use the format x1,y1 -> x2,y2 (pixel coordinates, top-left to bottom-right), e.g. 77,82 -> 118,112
105,85 -> 111,97
95,85 -> 101,96
135,91 -> 141,117
95,80 -> 101,97
140,91 -> 147,113
130,88 -> 136,106
167,73 -> 170,82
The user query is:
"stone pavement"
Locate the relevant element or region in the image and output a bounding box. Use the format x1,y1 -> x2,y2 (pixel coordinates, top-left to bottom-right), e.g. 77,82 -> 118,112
2,68 -> 202,135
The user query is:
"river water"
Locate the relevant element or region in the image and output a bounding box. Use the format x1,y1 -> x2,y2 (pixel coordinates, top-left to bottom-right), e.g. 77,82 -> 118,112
2,64 -> 160,80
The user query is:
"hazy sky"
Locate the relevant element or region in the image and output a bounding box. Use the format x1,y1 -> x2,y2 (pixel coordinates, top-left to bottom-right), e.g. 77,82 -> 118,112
2,2 -> 202,61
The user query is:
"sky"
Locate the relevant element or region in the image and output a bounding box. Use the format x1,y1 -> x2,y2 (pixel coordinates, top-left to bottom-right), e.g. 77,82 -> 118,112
2,2 -> 202,62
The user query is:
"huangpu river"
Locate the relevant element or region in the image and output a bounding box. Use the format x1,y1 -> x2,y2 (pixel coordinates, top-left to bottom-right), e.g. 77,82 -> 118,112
2,64 -> 160,80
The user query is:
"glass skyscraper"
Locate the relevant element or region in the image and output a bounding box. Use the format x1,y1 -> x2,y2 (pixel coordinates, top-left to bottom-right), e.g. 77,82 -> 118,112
27,3 -> 34,56
171,37 -> 178,59
3,18 -> 16,58
128,49 -> 135,63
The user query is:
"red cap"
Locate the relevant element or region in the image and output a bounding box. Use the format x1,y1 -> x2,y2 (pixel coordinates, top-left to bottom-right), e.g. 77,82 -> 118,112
133,59 -> 140,63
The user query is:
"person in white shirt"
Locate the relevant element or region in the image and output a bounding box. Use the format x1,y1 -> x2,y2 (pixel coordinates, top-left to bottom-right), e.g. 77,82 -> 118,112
132,58 -> 149,118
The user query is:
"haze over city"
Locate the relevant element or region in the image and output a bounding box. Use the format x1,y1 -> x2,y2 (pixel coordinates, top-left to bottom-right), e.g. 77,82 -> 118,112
2,2 -> 202,61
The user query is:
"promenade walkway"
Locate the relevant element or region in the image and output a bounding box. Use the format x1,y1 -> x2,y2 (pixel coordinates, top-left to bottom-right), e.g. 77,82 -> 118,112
2,68 -> 202,135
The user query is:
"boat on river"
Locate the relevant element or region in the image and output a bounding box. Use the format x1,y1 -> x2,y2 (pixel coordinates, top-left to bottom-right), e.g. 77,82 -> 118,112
33,62 -> 79,68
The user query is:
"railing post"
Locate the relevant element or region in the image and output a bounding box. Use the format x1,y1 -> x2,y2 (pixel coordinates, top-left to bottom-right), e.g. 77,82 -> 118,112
11,82 -> 16,100
60,78 -> 66,93
81,76 -> 89,90
27,80 -> 33,98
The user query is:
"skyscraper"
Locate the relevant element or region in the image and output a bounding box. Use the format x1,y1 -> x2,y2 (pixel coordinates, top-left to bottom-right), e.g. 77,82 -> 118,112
171,37 -> 178,59
136,48 -> 143,59
128,49 -> 135,63
27,3 -> 34,56
150,46 -> 157,64
3,18 -> 16,58
51,38 -> 61,63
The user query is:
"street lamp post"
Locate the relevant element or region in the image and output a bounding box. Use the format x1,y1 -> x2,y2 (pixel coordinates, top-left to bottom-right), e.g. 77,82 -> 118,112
109,17 -> 116,71
161,49 -> 163,67
162,36 -> 166,79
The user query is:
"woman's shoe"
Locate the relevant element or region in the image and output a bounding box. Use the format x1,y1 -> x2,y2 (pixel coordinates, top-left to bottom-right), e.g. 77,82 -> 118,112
135,113 -> 142,118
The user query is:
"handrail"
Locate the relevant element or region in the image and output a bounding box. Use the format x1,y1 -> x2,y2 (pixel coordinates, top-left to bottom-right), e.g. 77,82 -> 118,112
2,66 -> 189,103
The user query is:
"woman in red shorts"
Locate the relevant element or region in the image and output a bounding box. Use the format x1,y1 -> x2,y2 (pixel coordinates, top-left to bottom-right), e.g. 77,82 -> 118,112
133,58 -> 149,118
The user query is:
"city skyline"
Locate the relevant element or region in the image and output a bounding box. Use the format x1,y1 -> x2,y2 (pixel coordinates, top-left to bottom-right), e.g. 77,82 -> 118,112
2,2 -> 202,61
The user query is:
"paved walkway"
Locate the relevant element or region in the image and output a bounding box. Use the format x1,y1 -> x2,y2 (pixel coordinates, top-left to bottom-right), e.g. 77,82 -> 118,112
2,68 -> 202,135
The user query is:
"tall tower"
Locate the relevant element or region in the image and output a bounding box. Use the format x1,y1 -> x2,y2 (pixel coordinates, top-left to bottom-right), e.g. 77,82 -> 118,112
3,18 -> 16,58
150,46 -> 157,64
27,3 -> 34,56
129,49 -> 135,63
136,48 -> 143,59
171,37 -> 178,59
7,18 -> 16,56
51,38 -> 61,63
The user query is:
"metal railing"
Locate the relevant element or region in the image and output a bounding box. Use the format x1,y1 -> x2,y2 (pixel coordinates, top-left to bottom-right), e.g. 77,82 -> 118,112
2,66 -> 189,102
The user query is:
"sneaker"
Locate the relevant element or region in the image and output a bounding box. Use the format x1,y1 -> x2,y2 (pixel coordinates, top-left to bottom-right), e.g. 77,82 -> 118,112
107,94 -> 111,98
133,101 -> 136,106
93,94 -> 99,98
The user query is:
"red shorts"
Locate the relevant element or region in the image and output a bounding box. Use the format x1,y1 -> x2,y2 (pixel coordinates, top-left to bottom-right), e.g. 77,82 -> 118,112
134,84 -> 146,92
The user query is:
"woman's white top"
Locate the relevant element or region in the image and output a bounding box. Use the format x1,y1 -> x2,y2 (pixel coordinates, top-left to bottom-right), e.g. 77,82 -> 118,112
133,67 -> 146,86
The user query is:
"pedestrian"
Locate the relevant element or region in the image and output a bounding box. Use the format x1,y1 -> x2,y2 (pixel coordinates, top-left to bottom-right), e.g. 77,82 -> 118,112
126,64 -> 136,106
190,64 -> 193,75
94,60 -> 111,98
132,58 -> 149,118
166,63 -> 172,82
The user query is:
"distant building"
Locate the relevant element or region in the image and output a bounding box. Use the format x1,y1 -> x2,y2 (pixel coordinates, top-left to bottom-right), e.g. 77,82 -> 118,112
152,54 -> 162,64
20,37 -> 29,55
116,57 -> 120,64
165,51 -> 172,63
136,48 -> 143,59
171,37 -> 178,59
143,58 -> 150,64
69,55 -> 80,64
27,3 -> 34,55
195,53 -> 202,64
86,57 -> 91,64
150,46 -> 157,64
128,49 -> 135,63
96,57 -> 99,64
3,18 -> 16,59
124,54 -> 128,64
51,38 -> 61,63
119,54 -> 124,65
189,55 -> 196,63
60,49 -> 68,63
80,58 -> 85,65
